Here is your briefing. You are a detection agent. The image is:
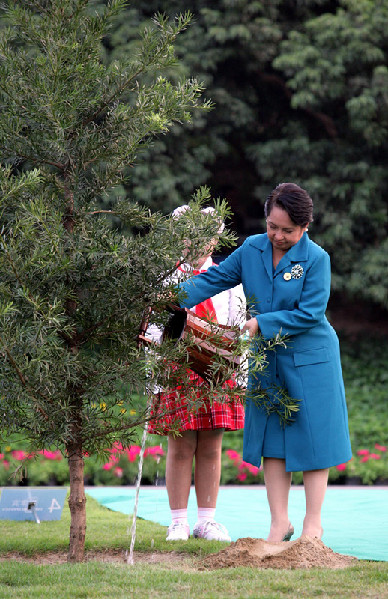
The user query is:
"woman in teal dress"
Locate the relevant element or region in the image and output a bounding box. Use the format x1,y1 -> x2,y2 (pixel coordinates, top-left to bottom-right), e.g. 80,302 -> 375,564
177,183 -> 352,542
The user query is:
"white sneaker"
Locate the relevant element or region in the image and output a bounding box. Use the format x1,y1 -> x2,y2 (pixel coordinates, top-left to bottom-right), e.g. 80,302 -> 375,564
166,521 -> 190,541
193,520 -> 231,542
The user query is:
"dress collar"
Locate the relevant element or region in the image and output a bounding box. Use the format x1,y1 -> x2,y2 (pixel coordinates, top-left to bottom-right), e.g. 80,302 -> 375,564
249,232 -> 310,279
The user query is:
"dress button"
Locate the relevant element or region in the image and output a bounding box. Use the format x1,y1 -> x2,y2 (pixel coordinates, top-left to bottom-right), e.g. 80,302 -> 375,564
267,298 -> 271,303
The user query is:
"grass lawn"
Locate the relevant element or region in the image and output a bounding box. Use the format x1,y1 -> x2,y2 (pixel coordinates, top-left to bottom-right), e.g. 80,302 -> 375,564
0,494 -> 387,599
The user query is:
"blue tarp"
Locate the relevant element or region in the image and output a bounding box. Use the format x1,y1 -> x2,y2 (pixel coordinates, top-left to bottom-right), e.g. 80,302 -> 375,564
87,485 -> 388,562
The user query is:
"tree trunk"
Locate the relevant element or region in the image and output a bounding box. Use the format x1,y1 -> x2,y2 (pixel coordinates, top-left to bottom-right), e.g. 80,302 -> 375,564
67,442 -> 86,562
63,178 -> 86,562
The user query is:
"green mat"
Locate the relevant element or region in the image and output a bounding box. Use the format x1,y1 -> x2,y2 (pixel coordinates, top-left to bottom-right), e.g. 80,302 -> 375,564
87,485 -> 388,562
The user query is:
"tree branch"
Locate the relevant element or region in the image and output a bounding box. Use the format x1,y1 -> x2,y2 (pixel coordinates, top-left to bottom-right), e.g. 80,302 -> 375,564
86,210 -> 117,216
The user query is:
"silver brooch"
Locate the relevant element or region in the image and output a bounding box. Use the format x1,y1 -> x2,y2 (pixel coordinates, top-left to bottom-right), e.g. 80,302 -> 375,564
291,264 -> 304,279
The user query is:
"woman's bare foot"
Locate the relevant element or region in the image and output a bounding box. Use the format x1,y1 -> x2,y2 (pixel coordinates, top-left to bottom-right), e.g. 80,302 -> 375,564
301,526 -> 323,539
267,521 -> 294,542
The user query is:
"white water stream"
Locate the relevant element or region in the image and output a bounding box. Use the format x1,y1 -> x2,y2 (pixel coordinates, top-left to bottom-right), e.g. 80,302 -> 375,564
126,412 -> 149,565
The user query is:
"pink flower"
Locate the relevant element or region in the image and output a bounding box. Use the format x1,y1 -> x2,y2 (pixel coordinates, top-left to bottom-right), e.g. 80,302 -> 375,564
336,463 -> 347,471
360,456 -> 370,463
12,450 -> 28,460
370,454 -> 381,460
375,444 -> 387,452
2,460 -> 9,470
144,446 -> 165,460
126,446 -> 141,462
357,449 -> 369,456
226,449 -> 241,464
114,467 -> 123,478
39,449 -> 62,460
0,453 -> 4,460
238,460 -> 261,475
236,473 -> 247,481
103,454 -> 119,470
110,442 -> 123,455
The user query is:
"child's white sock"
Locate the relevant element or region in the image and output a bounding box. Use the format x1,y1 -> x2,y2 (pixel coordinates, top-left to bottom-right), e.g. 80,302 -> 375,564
197,507 -> 216,522
170,508 -> 188,525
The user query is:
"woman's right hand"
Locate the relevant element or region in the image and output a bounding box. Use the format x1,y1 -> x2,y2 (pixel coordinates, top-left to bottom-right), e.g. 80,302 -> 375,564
241,317 -> 260,338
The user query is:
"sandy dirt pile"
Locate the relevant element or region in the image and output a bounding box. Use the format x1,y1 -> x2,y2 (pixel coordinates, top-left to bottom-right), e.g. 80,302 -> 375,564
202,536 -> 358,570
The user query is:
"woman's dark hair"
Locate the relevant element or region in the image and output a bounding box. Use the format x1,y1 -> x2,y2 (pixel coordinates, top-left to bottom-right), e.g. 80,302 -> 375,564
264,183 -> 313,226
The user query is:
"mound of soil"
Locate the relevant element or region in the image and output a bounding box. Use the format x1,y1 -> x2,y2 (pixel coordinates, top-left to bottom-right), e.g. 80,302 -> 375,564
202,536 -> 358,570
0,539 -> 359,571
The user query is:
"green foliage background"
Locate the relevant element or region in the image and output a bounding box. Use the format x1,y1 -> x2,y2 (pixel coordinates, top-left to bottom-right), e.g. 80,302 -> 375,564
98,0 -> 388,311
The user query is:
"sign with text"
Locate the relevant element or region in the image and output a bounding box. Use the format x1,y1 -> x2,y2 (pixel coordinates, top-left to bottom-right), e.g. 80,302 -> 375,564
0,488 -> 67,522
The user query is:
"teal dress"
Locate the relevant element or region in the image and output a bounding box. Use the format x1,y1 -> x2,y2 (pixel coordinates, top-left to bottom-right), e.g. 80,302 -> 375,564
178,232 -> 352,472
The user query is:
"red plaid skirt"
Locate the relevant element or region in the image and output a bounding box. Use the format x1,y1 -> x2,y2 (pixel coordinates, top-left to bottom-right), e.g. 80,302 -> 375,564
148,369 -> 244,435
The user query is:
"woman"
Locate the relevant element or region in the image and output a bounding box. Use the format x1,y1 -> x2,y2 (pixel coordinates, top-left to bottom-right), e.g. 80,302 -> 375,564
148,205 -> 246,542
177,183 -> 352,542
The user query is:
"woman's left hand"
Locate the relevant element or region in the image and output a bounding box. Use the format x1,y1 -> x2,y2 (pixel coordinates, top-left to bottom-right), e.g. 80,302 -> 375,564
241,317 -> 260,338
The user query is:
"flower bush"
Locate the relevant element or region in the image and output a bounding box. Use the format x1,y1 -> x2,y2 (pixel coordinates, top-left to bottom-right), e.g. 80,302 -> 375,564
86,442 -> 166,486
221,449 -> 264,485
0,442 -> 166,487
0,441 -> 387,487
0,446 -> 69,486
220,443 -> 388,486
330,443 -> 388,485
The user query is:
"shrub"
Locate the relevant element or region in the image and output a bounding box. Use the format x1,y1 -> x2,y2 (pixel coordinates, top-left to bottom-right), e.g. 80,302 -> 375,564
330,443 -> 388,485
0,442 -> 166,487
221,449 -> 264,485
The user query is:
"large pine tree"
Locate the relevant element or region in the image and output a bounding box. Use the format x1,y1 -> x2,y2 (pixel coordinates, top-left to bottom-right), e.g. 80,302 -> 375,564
0,0 -> 243,561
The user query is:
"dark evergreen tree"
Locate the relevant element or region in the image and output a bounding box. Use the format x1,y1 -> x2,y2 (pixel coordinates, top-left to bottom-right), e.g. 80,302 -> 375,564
101,0 -> 388,311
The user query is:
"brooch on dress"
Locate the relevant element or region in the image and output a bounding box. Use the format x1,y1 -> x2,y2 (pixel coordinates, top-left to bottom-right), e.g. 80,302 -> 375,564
283,264 -> 304,281
291,264 -> 304,279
